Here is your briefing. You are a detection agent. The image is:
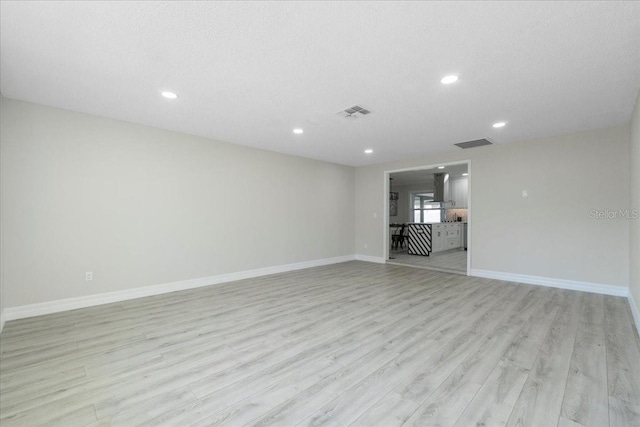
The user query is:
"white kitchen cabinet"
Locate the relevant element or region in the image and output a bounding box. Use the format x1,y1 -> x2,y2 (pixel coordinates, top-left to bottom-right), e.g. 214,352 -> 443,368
431,224 -> 445,252
450,178 -> 468,208
446,223 -> 462,249
431,223 -> 462,253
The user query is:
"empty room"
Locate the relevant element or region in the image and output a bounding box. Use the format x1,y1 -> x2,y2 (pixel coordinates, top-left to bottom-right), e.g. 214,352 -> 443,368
1,2 -> 639,426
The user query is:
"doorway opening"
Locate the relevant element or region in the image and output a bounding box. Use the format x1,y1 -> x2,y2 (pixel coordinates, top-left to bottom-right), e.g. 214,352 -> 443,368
383,161 -> 471,275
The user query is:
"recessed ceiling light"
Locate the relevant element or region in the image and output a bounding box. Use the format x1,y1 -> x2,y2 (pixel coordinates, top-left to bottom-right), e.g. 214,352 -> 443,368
437,166 -> 445,169
440,75 -> 459,84
462,173 -> 469,176
492,121 -> 506,128
161,91 -> 178,99
364,149 -> 373,154
293,128 -> 304,134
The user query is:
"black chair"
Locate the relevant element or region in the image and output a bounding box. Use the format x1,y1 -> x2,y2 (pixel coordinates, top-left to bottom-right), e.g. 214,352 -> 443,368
401,226 -> 410,249
391,224 -> 406,250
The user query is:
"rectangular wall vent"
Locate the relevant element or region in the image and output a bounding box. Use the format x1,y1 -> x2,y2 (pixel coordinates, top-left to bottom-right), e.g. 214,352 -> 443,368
455,138 -> 493,149
337,105 -> 371,118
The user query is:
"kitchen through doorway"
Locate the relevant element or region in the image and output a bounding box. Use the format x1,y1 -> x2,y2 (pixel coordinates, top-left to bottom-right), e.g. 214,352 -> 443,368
384,161 -> 470,275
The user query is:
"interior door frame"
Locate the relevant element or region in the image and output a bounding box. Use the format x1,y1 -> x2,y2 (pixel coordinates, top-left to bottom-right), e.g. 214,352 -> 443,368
382,159 -> 472,276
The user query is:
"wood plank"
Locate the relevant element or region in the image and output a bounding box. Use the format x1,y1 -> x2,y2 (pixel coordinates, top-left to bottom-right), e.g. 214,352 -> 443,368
558,417 -> 586,427
560,293 -> 609,427
402,287 -> 556,426
0,262 -> 638,427
609,395 -> 640,427
454,360 -> 529,427
394,283 -> 527,405
603,296 -> 640,408
505,290 -> 584,427
295,285 -> 531,426
348,392 -> 418,427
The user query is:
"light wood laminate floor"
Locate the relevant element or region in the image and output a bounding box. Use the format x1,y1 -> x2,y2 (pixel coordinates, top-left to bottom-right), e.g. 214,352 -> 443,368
389,248 -> 467,274
1,261 -> 638,426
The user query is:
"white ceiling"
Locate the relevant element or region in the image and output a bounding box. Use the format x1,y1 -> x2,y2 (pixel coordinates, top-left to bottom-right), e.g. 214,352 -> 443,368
391,163 -> 468,187
1,2 -> 639,167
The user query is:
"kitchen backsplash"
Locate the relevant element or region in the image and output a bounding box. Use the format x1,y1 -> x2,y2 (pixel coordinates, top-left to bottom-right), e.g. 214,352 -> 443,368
446,208 -> 468,222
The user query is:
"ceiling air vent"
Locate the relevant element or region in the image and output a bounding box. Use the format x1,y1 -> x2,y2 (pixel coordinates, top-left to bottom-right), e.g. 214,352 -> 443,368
337,105 -> 371,119
455,138 -> 493,149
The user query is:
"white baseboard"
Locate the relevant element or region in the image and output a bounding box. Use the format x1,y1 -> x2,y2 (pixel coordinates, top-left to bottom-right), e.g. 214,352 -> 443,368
470,269 -> 628,297
4,255 -> 356,322
629,291 -> 640,336
4,256 -> 635,334
355,254 -> 386,264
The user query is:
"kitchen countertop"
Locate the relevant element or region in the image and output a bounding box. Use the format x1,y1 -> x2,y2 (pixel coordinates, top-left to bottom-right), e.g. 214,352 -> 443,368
408,222 -> 467,225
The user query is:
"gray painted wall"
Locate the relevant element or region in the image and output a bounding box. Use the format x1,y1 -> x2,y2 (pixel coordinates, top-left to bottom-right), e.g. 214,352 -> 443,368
0,95 -> 635,322
0,98 -> 355,307
356,125 -> 631,288
0,98 -> 4,330
630,90 -> 640,314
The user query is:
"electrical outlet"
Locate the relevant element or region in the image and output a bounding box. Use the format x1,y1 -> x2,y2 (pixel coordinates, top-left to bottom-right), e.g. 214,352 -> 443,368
522,190 -> 528,198
364,243 -> 368,249
86,272 -> 93,281
373,212 -> 377,218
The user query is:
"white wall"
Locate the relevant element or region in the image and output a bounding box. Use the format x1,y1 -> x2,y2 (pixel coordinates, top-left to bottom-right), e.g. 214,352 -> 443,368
0,98 -> 355,308
0,94 -> 635,326
630,90 -> 640,321
0,97 -> 5,331
356,125 -> 631,288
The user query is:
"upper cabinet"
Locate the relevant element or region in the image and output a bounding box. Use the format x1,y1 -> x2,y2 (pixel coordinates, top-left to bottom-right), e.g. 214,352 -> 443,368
450,177 -> 468,208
